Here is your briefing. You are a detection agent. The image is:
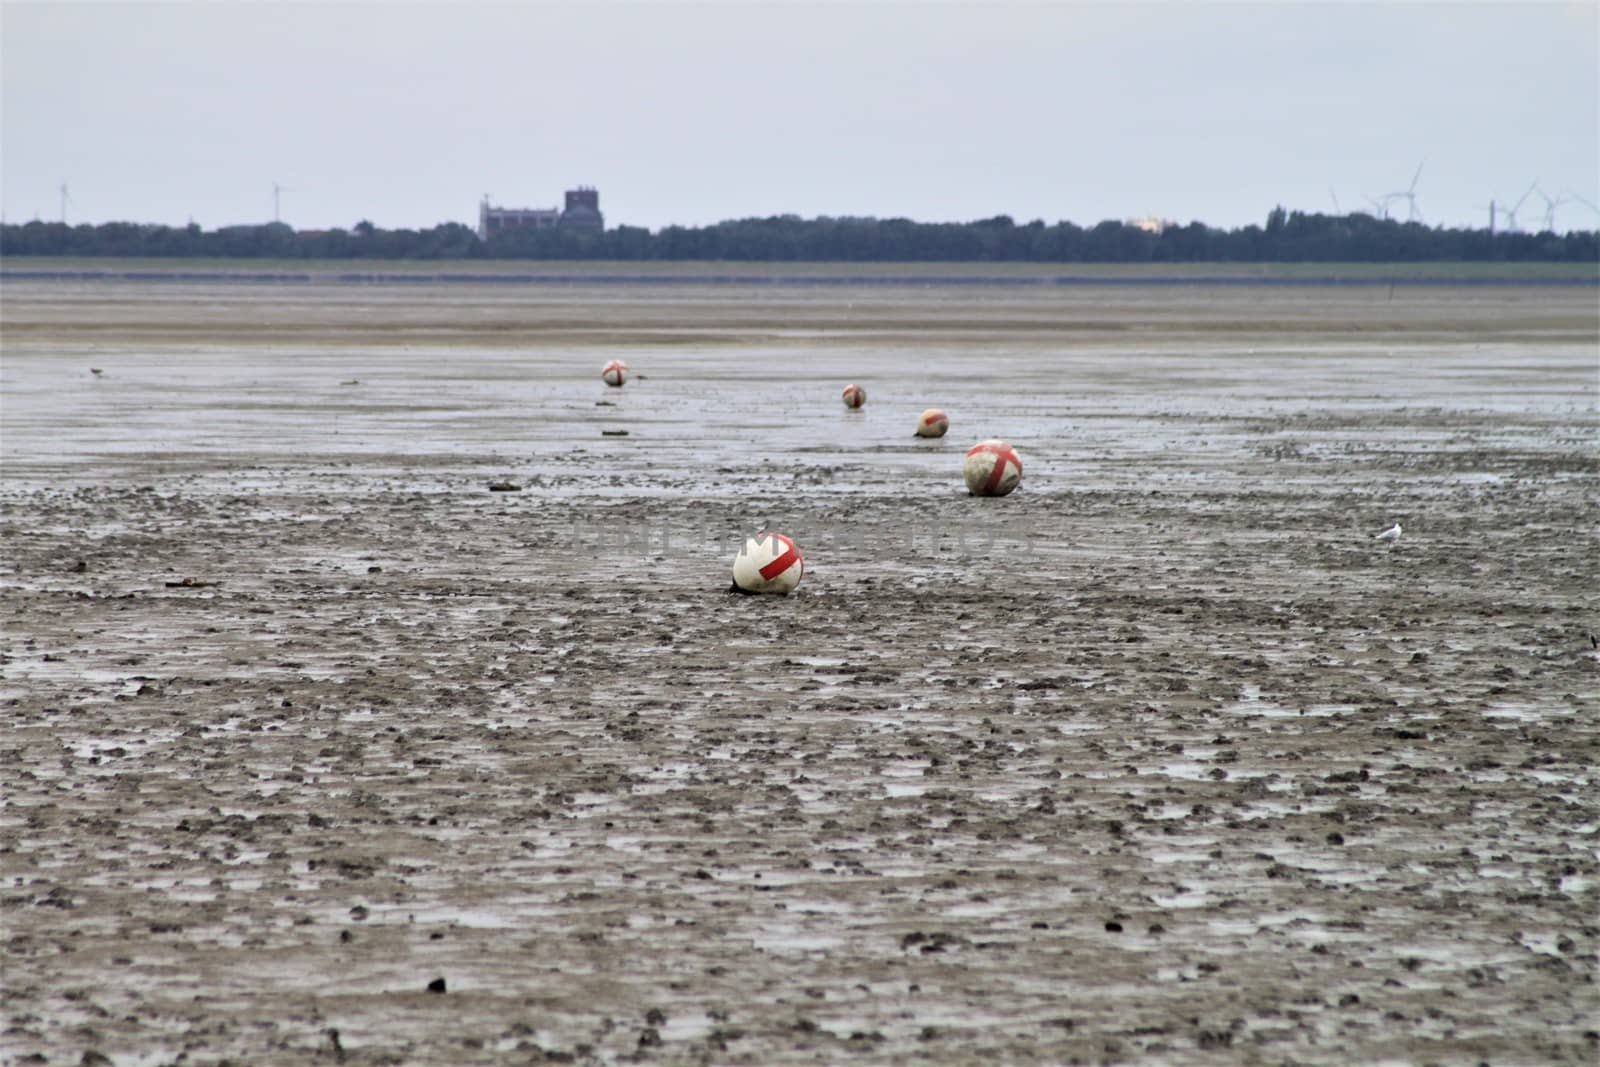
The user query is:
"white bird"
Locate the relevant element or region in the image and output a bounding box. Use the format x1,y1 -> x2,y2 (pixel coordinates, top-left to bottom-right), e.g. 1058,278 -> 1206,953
1376,523 -> 1402,542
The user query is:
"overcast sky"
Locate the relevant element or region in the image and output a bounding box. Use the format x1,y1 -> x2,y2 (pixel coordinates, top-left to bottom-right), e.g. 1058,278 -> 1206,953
3,0 -> 1597,235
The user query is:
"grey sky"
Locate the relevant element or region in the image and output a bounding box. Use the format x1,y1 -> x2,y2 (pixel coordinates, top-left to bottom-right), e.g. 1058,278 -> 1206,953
4,0 -> 1597,235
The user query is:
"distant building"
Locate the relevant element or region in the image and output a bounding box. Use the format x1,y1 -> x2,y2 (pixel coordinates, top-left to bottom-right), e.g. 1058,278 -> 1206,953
1127,216 -> 1174,235
479,201 -> 558,238
561,187 -> 603,230
479,187 -> 604,239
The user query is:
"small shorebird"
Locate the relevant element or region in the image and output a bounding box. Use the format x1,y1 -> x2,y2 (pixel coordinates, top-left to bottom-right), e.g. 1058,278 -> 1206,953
1376,523 -> 1402,542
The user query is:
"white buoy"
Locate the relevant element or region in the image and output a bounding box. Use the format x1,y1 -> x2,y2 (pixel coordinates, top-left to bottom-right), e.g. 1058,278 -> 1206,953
963,439 -> 1023,497
915,408 -> 949,438
841,383 -> 866,409
731,532 -> 804,595
602,359 -> 631,387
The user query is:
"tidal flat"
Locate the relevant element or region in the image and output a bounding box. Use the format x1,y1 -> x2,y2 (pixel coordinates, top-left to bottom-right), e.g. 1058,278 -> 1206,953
2,274 -> 1596,1065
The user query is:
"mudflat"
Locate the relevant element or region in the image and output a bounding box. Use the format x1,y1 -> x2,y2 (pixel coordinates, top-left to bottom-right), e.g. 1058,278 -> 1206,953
2,276 -> 1596,1065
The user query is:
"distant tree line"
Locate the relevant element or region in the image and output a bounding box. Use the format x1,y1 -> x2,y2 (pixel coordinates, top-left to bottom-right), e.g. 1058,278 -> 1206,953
2,208 -> 1595,262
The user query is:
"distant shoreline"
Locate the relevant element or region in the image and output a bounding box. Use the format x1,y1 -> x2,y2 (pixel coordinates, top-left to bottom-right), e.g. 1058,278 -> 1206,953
2,258 -> 1596,287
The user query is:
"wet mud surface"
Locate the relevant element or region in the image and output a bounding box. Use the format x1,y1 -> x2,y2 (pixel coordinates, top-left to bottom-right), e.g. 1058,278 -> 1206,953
2,279 -> 1597,1065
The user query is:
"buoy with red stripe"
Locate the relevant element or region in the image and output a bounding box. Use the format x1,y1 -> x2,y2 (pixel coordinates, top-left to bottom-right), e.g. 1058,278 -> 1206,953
963,439 -> 1023,497
841,383 -> 866,409
731,531 -> 804,595
601,359 -> 631,387
915,408 -> 949,438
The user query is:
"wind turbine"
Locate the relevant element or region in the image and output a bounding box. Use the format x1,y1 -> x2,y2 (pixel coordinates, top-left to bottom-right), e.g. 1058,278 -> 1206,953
59,182 -> 74,223
1501,181 -> 1539,233
1533,186 -> 1570,233
1567,191 -> 1600,225
1385,160 -> 1426,223
1364,192 -> 1401,220
273,182 -> 288,223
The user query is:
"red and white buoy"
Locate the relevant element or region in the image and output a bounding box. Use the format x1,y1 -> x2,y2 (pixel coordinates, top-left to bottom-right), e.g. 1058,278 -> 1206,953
963,439 -> 1023,497
841,383 -> 866,409
915,408 -> 949,438
601,359 -> 631,387
731,532 -> 804,595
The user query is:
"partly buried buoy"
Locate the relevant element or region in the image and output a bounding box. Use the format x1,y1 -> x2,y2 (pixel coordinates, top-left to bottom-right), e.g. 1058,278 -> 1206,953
915,408 -> 949,438
963,439 -> 1023,496
601,359 -> 631,387
841,383 -> 866,409
731,532 -> 804,595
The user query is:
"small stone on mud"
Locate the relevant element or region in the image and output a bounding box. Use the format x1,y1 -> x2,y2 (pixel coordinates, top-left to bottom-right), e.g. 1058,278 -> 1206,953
488,482 -> 522,492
